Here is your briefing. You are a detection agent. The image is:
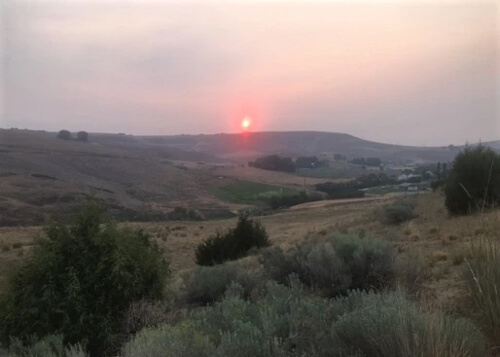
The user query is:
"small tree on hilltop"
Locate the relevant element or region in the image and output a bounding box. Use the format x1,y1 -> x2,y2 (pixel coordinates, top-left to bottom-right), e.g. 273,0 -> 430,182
77,131 -> 89,142
57,129 -> 72,140
444,145 -> 500,215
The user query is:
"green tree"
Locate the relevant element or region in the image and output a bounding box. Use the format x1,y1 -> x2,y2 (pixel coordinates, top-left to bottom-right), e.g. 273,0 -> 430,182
0,201 -> 169,356
57,130 -> 72,140
76,131 -> 89,142
444,145 -> 500,215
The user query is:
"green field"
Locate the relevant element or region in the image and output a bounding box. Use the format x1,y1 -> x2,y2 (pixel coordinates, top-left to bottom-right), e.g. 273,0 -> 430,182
296,167 -> 354,179
209,181 -> 297,205
363,186 -> 399,196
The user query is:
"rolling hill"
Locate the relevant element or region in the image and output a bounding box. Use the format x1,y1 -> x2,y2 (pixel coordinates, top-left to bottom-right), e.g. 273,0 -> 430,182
1,128 -> 498,226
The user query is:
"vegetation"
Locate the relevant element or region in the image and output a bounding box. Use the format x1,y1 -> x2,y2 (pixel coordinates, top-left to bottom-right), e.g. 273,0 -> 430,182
0,335 -> 87,357
249,155 -> 295,173
76,131 -> 89,142
179,262 -> 264,306
195,215 -> 270,266
464,238 -> 500,343
379,199 -> 416,225
209,181 -> 296,205
349,157 -> 382,167
167,207 -> 203,221
122,282 -> 486,357
316,173 -> 396,199
444,145 -> 500,215
267,191 -> 323,209
315,181 -> 365,199
260,233 -> 395,297
294,156 -> 325,169
0,201 -> 169,356
57,130 -> 72,140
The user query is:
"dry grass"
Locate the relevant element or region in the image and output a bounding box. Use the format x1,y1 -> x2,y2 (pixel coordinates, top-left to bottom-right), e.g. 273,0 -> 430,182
1,192 -> 499,315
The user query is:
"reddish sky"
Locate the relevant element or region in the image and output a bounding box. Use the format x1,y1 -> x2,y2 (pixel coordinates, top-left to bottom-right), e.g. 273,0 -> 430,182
1,0 -> 498,145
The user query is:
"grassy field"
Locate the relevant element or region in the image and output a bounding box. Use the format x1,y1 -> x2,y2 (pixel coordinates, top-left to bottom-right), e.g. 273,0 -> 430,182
2,192 -> 499,315
208,180 -> 298,205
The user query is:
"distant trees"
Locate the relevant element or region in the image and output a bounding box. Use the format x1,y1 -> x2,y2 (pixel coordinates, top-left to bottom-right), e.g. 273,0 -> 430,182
444,145 -> 500,215
56,129 -> 72,140
56,130 -> 89,142
77,131 -> 89,142
249,155 -> 295,173
349,157 -> 382,167
295,156 -> 325,169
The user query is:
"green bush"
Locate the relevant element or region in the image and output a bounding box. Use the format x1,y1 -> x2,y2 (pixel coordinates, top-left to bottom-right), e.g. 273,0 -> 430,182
260,234 -> 395,297
379,199 -> 416,225
179,262 -> 265,305
2,334 -> 87,357
335,290 -> 486,357
445,145 -> 500,215
195,215 -> 270,266
0,201 -> 169,356
122,282 -> 485,357
121,323 -> 214,357
464,238 -> 500,343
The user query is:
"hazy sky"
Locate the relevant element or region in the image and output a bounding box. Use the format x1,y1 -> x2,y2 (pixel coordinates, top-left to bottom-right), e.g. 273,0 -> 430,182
1,0 -> 498,146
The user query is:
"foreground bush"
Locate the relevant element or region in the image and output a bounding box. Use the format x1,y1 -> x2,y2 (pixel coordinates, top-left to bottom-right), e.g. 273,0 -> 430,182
196,215 -> 270,266
379,199 -> 416,225
260,233 -> 395,297
445,145 -> 500,215
179,262 -> 265,305
464,238 -> 500,343
1,334 -> 86,357
0,201 -> 169,356
122,282 -> 486,357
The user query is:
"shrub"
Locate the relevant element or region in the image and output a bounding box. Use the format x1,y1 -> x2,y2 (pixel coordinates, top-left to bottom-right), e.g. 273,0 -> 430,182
57,130 -> 72,140
396,252 -> 430,296
122,282 -> 485,357
3,335 -> 87,357
379,199 -> 415,225
76,131 -> 88,142
335,290 -> 487,357
121,323 -> 214,357
195,215 -> 270,266
123,300 -> 174,336
267,191 -> 324,209
168,207 -> 203,221
179,262 -> 265,305
260,233 -> 395,297
444,145 -> 500,215
0,201 -> 169,356
464,238 -> 500,343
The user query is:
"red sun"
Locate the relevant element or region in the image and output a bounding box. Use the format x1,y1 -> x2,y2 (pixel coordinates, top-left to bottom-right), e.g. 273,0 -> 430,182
241,117 -> 251,130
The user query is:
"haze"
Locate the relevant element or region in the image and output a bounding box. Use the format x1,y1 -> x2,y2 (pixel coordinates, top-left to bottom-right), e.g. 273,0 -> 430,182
1,0 -> 498,146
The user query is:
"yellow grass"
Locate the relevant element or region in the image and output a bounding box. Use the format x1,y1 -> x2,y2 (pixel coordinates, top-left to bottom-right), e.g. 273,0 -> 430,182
1,192 -> 499,314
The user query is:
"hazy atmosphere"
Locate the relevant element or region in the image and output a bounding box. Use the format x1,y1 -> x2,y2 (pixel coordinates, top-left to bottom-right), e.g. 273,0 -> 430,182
1,0 -> 499,145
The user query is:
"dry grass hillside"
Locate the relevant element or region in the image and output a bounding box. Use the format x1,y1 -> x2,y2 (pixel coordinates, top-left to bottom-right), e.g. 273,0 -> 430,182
2,192 -> 498,314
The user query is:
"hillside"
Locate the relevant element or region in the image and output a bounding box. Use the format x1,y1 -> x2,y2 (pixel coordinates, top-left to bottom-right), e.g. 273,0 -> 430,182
1,128 -> 498,226
137,131 -> 482,163
0,129 -> 230,226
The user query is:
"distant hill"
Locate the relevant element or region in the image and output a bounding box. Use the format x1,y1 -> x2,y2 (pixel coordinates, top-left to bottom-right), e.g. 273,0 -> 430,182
138,131 -> 496,163
1,129 -> 498,226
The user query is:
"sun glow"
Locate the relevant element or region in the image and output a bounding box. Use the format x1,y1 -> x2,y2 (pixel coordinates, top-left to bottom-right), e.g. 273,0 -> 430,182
241,117 -> 251,130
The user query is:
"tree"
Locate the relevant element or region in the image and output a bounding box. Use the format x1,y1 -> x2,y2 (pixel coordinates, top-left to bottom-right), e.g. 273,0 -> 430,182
57,130 -> 71,140
436,162 -> 441,179
77,131 -> 89,142
0,201 -> 169,356
444,145 -> 500,215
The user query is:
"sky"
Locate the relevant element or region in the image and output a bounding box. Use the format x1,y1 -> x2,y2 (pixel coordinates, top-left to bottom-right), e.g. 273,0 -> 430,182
1,0 -> 498,146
